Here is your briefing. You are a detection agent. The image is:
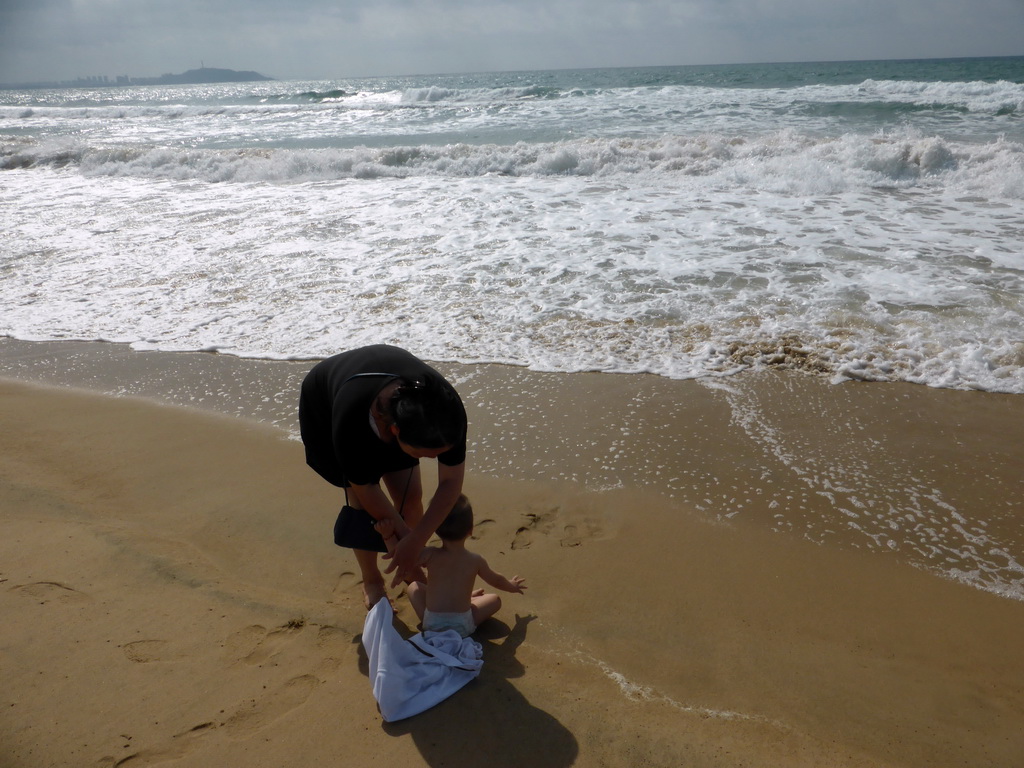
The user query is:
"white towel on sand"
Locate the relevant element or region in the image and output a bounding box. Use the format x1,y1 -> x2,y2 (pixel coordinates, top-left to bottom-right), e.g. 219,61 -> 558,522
363,598 -> 483,722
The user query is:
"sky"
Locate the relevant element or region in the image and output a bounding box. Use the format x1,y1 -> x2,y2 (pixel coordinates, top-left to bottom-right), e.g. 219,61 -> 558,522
1,0 -> 1022,84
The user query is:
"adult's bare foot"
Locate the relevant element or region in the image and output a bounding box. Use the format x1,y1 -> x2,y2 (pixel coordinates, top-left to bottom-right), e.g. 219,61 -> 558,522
363,580 -> 388,609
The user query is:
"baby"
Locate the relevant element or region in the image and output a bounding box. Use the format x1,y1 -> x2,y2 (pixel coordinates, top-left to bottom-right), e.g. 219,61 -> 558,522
376,494 -> 526,637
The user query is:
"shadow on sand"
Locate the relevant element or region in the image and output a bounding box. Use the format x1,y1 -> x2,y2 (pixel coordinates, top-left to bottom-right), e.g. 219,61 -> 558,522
358,614 -> 578,768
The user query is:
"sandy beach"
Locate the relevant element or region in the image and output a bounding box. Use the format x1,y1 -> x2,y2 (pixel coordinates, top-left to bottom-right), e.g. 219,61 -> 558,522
2,340 -> 1023,768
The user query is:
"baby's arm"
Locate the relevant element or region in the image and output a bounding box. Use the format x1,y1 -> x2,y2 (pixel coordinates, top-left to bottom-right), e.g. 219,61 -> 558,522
477,557 -> 527,594
374,519 -> 400,554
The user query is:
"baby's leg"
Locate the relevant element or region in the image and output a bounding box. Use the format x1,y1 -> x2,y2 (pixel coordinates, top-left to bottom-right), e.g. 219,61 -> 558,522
406,580 -> 428,622
470,593 -> 502,627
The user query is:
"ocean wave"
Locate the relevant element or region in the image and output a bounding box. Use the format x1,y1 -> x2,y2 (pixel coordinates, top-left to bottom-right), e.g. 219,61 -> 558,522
0,101 -> 323,122
854,78 -> 1024,114
259,88 -> 349,102
338,77 -> 1024,113
384,77 -> 1024,114
792,100 -> 973,120
4,131 -> 1022,198
400,84 -> 566,103
8,76 -> 1018,121
0,83 -> 569,117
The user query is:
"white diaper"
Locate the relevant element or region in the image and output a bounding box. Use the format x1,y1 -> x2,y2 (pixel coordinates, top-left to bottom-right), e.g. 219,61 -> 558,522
422,608 -> 476,638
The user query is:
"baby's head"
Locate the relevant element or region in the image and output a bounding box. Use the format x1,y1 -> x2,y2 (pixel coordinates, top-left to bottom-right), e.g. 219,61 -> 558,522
435,494 -> 473,542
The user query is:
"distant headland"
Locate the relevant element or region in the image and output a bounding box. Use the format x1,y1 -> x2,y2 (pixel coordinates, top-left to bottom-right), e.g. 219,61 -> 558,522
122,67 -> 274,86
2,67 -> 274,90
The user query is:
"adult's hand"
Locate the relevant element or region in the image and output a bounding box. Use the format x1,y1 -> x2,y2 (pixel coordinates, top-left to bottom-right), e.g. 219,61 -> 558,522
382,532 -> 424,586
382,461 -> 465,585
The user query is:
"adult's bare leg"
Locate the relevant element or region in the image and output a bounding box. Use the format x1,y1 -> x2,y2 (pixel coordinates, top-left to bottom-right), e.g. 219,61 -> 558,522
354,548 -> 387,608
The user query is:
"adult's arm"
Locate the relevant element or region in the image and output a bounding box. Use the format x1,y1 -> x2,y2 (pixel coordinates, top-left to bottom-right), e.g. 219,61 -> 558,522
345,481 -> 412,538
384,460 -> 465,581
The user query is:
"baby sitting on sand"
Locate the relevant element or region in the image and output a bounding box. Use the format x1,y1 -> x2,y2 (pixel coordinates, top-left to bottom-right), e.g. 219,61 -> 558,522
375,494 -> 526,637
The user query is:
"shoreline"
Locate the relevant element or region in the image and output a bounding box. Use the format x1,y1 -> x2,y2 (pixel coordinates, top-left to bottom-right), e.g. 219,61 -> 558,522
2,339 -> 1024,766
2,337 -> 1022,600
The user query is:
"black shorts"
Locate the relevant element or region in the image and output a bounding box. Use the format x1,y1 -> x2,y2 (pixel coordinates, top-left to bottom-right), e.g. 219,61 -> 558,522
334,505 -> 387,553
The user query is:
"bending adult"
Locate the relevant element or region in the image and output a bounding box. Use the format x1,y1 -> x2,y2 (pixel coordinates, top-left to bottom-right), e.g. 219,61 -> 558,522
299,344 -> 467,607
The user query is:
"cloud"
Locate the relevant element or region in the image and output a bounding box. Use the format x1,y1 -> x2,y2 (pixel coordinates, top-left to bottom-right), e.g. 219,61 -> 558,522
1,0 -> 1022,84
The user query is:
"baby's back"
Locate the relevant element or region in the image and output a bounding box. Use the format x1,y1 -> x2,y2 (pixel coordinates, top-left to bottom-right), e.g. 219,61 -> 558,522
423,546 -> 481,614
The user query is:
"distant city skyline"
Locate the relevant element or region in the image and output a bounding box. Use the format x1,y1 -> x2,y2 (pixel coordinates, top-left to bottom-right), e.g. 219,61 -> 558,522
0,65 -> 276,90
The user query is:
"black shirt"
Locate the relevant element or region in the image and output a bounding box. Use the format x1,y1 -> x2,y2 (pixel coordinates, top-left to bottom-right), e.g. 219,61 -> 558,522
299,345 -> 467,487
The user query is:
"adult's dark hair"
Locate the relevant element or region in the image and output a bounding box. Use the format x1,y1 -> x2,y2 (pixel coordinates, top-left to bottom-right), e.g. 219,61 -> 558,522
387,372 -> 465,449
435,494 -> 474,541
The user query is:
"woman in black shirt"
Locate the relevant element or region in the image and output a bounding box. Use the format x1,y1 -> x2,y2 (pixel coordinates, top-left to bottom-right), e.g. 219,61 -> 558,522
300,345 -> 467,608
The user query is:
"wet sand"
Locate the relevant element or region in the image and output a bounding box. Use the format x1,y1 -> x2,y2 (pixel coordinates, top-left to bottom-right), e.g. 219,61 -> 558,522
1,339 -> 1023,767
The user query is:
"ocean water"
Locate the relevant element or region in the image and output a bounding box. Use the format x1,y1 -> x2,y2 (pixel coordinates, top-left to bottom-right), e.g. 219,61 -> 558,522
2,58 -> 1024,601
2,57 -> 1023,393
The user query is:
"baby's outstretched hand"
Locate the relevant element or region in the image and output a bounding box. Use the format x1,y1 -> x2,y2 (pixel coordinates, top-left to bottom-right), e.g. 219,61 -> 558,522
510,576 -> 527,593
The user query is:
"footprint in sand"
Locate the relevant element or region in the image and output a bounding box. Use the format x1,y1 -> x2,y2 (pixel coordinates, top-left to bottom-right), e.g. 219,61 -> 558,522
122,640 -> 180,664
106,675 -> 319,767
221,673 -> 319,738
511,508 -> 560,550
511,508 -> 605,549
329,570 -> 361,604
560,524 -> 583,548
223,624 -> 268,662
107,723 -> 210,768
559,517 -> 604,547
11,581 -> 92,605
314,625 -> 354,673
471,518 -> 496,540
224,620 -> 307,666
